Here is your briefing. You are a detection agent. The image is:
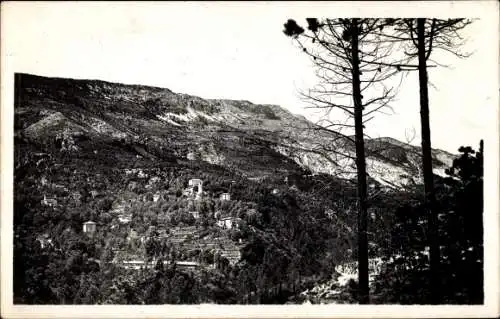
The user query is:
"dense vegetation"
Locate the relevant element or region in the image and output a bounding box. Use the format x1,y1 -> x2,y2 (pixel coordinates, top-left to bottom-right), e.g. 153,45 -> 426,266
15,139 -> 483,304
13,130 -> 396,304
372,141 -> 484,304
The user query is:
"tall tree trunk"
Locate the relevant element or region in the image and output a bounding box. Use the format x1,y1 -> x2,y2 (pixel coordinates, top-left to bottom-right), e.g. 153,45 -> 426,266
350,19 -> 370,304
417,18 -> 440,304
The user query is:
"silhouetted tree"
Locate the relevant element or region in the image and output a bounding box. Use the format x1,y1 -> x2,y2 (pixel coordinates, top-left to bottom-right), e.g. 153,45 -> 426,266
283,18 -> 415,303
373,140 -> 483,304
379,18 -> 472,303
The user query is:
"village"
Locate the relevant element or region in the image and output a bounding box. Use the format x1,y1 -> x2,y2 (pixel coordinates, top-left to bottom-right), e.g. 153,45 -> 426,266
39,174 -> 247,272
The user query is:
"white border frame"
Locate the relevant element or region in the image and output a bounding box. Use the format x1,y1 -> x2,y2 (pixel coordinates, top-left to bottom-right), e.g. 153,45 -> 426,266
1,1 -> 499,318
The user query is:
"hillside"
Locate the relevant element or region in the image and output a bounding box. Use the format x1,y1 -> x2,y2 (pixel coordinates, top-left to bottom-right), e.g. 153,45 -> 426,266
14,73 -> 455,187
13,73 -> 457,305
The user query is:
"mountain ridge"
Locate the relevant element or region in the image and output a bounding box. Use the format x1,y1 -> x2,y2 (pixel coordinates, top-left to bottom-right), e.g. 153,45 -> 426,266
14,72 -> 455,189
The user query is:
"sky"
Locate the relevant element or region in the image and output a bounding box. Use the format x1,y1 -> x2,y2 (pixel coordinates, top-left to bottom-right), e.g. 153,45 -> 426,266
2,1 -> 498,153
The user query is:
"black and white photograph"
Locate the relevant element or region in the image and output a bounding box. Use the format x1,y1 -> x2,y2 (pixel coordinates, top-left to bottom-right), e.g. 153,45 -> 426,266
1,1 -> 499,318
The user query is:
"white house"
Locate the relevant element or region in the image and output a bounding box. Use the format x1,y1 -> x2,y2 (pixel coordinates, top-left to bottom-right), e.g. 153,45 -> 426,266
216,217 -> 241,230
187,152 -> 197,161
220,193 -> 231,201
118,213 -> 132,224
188,178 -> 203,187
187,179 -> 203,199
41,195 -> 57,207
188,179 -> 203,192
36,234 -> 53,249
153,193 -> 161,202
189,211 -> 200,219
83,221 -> 97,234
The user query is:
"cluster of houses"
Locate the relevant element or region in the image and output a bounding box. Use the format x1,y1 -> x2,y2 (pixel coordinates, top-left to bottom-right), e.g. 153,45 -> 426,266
216,216 -> 240,230
81,178 -> 242,235
37,177 -> 249,273
182,178 -> 240,228
182,178 -> 231,202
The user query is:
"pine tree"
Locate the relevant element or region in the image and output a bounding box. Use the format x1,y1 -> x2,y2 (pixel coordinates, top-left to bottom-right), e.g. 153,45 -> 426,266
384,18 -> 472,303
283,18 -> 413,303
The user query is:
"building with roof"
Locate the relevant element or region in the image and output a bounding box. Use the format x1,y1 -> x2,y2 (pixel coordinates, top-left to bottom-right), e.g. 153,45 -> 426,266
36,234 -> 53,249
118,214 -> 132,224
216,216 -> 241,230
189,211 -> 200,219
186,178 -> 203,200
41,195 -> 57,207
83,221 -> 96,234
